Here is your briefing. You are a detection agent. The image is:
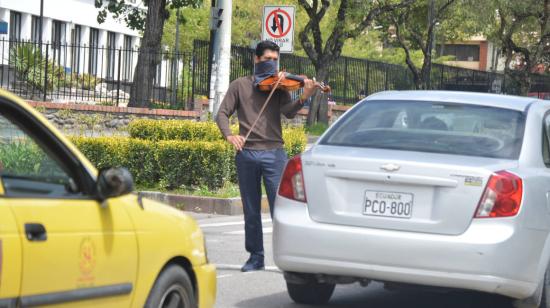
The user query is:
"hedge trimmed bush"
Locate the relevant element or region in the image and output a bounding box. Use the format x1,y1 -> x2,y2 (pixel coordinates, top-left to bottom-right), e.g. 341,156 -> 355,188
71,137 -> 233,189
71,120 -> 307,190
128,119 -> 222,141
128,119 -> 306,157
155,140 -> 233,189
71,137 -> 158,186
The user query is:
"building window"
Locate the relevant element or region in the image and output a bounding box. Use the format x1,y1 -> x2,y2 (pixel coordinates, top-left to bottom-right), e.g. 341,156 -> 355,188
106,32 -> 116,79
51,20 -> 65,66
88,28 -> 99,75
154,63 -> 162,86
437,44 -> 480,61
51,20 -> 65,48
71,25 -> 82,74
31,16 -> 40,43
9,11 -> 21,41
122,35 -> 133,81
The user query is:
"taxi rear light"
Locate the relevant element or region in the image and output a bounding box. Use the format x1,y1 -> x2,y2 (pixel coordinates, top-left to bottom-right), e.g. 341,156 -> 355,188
278,155 -> 307,203
475,171 -> 523,218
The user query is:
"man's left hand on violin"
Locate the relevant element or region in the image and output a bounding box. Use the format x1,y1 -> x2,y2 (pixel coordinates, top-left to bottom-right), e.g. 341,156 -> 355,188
300,78 -> 316,103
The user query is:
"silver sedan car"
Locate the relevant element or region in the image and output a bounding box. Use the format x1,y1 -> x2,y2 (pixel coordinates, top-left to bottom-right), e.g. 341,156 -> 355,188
273,91 -> 550,307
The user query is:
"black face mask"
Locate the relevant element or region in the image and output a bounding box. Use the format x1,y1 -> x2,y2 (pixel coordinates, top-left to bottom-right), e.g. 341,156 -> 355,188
253,60 -> 278,87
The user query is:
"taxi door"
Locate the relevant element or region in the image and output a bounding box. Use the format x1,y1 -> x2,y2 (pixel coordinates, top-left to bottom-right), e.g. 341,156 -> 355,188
0,98 -> 138,307
0,189 -> 21,307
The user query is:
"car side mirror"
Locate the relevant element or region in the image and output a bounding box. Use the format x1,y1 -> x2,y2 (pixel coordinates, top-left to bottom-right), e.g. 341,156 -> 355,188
96,167 -> 134,201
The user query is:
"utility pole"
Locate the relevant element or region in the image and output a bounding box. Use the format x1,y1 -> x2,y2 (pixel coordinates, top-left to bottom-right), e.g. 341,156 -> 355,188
171,7 -> 180,107
39,0 -> 44,45
213,0 -> 231,116
426,0 -> 435,89
209,0 -> 231,116
207,0 -> 217,111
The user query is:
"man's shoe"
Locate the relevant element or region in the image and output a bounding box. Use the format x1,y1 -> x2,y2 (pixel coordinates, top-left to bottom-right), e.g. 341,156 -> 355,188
241,254 -> 265,272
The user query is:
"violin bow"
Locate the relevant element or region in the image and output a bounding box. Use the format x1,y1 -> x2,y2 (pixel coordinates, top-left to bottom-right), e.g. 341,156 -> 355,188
243,71 -> 285,143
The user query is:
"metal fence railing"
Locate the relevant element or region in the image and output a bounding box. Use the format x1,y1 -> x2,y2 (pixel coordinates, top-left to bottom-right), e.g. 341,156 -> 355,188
192,40 -> 550,105
1,39 -> 196,109
3,38 -> 549,108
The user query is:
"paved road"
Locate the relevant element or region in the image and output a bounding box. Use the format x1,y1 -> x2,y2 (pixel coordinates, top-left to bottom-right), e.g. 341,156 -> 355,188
189,212 -> 515,308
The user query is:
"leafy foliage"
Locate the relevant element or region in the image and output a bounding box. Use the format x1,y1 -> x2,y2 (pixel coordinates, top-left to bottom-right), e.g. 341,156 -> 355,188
0,140 -> 68,181
471,0 -> 550,94
72,120 -> 307,189
377,0 -> 463,89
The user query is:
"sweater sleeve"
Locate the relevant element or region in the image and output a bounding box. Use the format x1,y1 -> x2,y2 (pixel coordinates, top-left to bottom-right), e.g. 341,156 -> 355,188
215,81 -> 239,138
279,90 -> 303,119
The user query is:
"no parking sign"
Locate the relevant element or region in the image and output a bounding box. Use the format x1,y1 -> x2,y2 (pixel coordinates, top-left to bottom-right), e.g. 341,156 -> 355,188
261,6 -> 295,53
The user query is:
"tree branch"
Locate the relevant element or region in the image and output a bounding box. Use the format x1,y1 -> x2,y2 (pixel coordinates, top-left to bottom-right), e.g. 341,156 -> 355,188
299,20 -> 319,67
298,0 -> 325,59
391,14 -> 420,81
347,0 -> 415,39
322,0 -> 350,60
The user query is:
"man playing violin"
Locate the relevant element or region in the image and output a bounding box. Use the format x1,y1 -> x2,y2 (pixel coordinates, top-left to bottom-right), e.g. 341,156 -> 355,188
216,40 -> 317,272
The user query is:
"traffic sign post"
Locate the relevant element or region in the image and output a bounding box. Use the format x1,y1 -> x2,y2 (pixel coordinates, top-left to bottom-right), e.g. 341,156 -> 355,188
261,6 -> 295,53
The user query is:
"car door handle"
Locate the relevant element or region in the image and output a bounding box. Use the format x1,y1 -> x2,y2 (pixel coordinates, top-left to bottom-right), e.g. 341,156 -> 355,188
25,223 -> 47,242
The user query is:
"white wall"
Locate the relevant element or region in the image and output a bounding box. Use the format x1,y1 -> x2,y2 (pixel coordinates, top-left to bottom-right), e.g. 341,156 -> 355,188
0,0 -> 141,37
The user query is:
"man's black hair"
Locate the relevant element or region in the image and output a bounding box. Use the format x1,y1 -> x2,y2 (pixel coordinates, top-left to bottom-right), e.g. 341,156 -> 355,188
255,40 -> 280,57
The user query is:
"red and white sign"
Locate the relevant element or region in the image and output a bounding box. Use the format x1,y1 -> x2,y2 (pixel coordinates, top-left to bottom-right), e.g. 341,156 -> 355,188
261,6 -> 295,53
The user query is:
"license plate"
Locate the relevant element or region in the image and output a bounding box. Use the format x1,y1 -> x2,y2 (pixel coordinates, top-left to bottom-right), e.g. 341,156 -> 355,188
363,190 -> 413,218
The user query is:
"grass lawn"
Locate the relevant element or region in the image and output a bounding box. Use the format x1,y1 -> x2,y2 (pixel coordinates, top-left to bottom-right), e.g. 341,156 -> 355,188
306,122 -> 329,136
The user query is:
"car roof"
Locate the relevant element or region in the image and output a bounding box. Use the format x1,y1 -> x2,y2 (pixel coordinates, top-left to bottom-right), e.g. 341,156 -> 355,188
365,90 -> 541,111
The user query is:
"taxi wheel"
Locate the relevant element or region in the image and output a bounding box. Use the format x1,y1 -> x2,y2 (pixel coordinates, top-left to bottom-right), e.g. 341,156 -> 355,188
286,281 -> 335,305
145,265 -> 197,308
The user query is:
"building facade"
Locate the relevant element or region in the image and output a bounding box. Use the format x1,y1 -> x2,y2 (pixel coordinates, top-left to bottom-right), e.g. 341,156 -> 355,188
437,36 -> 501,72
0,0 -> 142,81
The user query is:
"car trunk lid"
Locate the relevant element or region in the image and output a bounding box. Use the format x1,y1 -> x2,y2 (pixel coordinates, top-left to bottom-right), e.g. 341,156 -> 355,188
303,145 -> 518,235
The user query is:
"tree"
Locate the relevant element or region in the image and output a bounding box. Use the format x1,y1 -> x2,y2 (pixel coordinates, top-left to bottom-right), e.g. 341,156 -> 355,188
95,0 -> 201,107
488,0 -> 550,95
378,0 -> 460,90
296,0 -> 414,125
162,4 -> 209,54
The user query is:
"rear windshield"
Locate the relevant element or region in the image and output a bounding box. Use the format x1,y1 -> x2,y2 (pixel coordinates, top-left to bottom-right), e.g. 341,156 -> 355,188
320,100 -> 525,159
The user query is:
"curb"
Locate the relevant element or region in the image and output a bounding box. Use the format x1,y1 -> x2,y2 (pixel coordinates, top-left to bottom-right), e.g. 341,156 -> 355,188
139,191 -> 270,216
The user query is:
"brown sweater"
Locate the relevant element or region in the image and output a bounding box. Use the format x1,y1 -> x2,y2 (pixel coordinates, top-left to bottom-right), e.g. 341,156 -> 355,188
216,76 -> 303,150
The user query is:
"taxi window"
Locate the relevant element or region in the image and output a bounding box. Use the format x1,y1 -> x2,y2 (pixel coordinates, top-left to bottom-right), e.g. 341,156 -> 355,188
0,114 -> 81,197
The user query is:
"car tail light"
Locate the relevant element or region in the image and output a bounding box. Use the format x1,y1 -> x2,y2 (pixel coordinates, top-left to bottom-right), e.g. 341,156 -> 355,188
475,171 -> 523,218
278,155 -> 307,203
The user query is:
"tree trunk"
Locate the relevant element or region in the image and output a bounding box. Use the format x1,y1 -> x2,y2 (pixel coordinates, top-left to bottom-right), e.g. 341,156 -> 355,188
518,73 -> 532,96
317,92 -> 329,125
306,67 -> 329,126
128,0 -> 167,107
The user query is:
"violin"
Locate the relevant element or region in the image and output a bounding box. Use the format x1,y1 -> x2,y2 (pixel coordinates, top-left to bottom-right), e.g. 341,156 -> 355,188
257,71 -> 331,93
244,71 -> 330,142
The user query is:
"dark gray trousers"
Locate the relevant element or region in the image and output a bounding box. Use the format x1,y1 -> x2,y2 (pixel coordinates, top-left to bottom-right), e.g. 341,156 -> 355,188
235,148 -> 287,256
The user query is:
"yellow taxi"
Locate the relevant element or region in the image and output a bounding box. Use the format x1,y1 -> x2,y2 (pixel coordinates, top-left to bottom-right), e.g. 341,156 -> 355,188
0,91 -> 216,307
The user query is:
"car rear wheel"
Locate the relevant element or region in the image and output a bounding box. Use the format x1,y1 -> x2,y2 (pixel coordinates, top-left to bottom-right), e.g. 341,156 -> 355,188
145,265 -> 196,308
286,281 -> 335,305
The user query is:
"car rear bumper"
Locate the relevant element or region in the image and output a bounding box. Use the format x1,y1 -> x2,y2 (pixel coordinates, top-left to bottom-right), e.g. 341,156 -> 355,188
273,198 -> 546,299
194,263 -> 216,308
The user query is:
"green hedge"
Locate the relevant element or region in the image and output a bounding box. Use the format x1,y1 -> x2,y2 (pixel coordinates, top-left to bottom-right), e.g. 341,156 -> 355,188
71,137 -> 234,189
71,137 -> 158,185
71,120 -> 307,190
128,119 -> 222,141
128,119 -> 307,157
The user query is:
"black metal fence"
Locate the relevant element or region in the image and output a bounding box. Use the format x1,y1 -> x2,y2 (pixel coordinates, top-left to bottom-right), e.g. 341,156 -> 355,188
3,38 -> 550,108
1,39 -> 195,108
193,40 -> 550,105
